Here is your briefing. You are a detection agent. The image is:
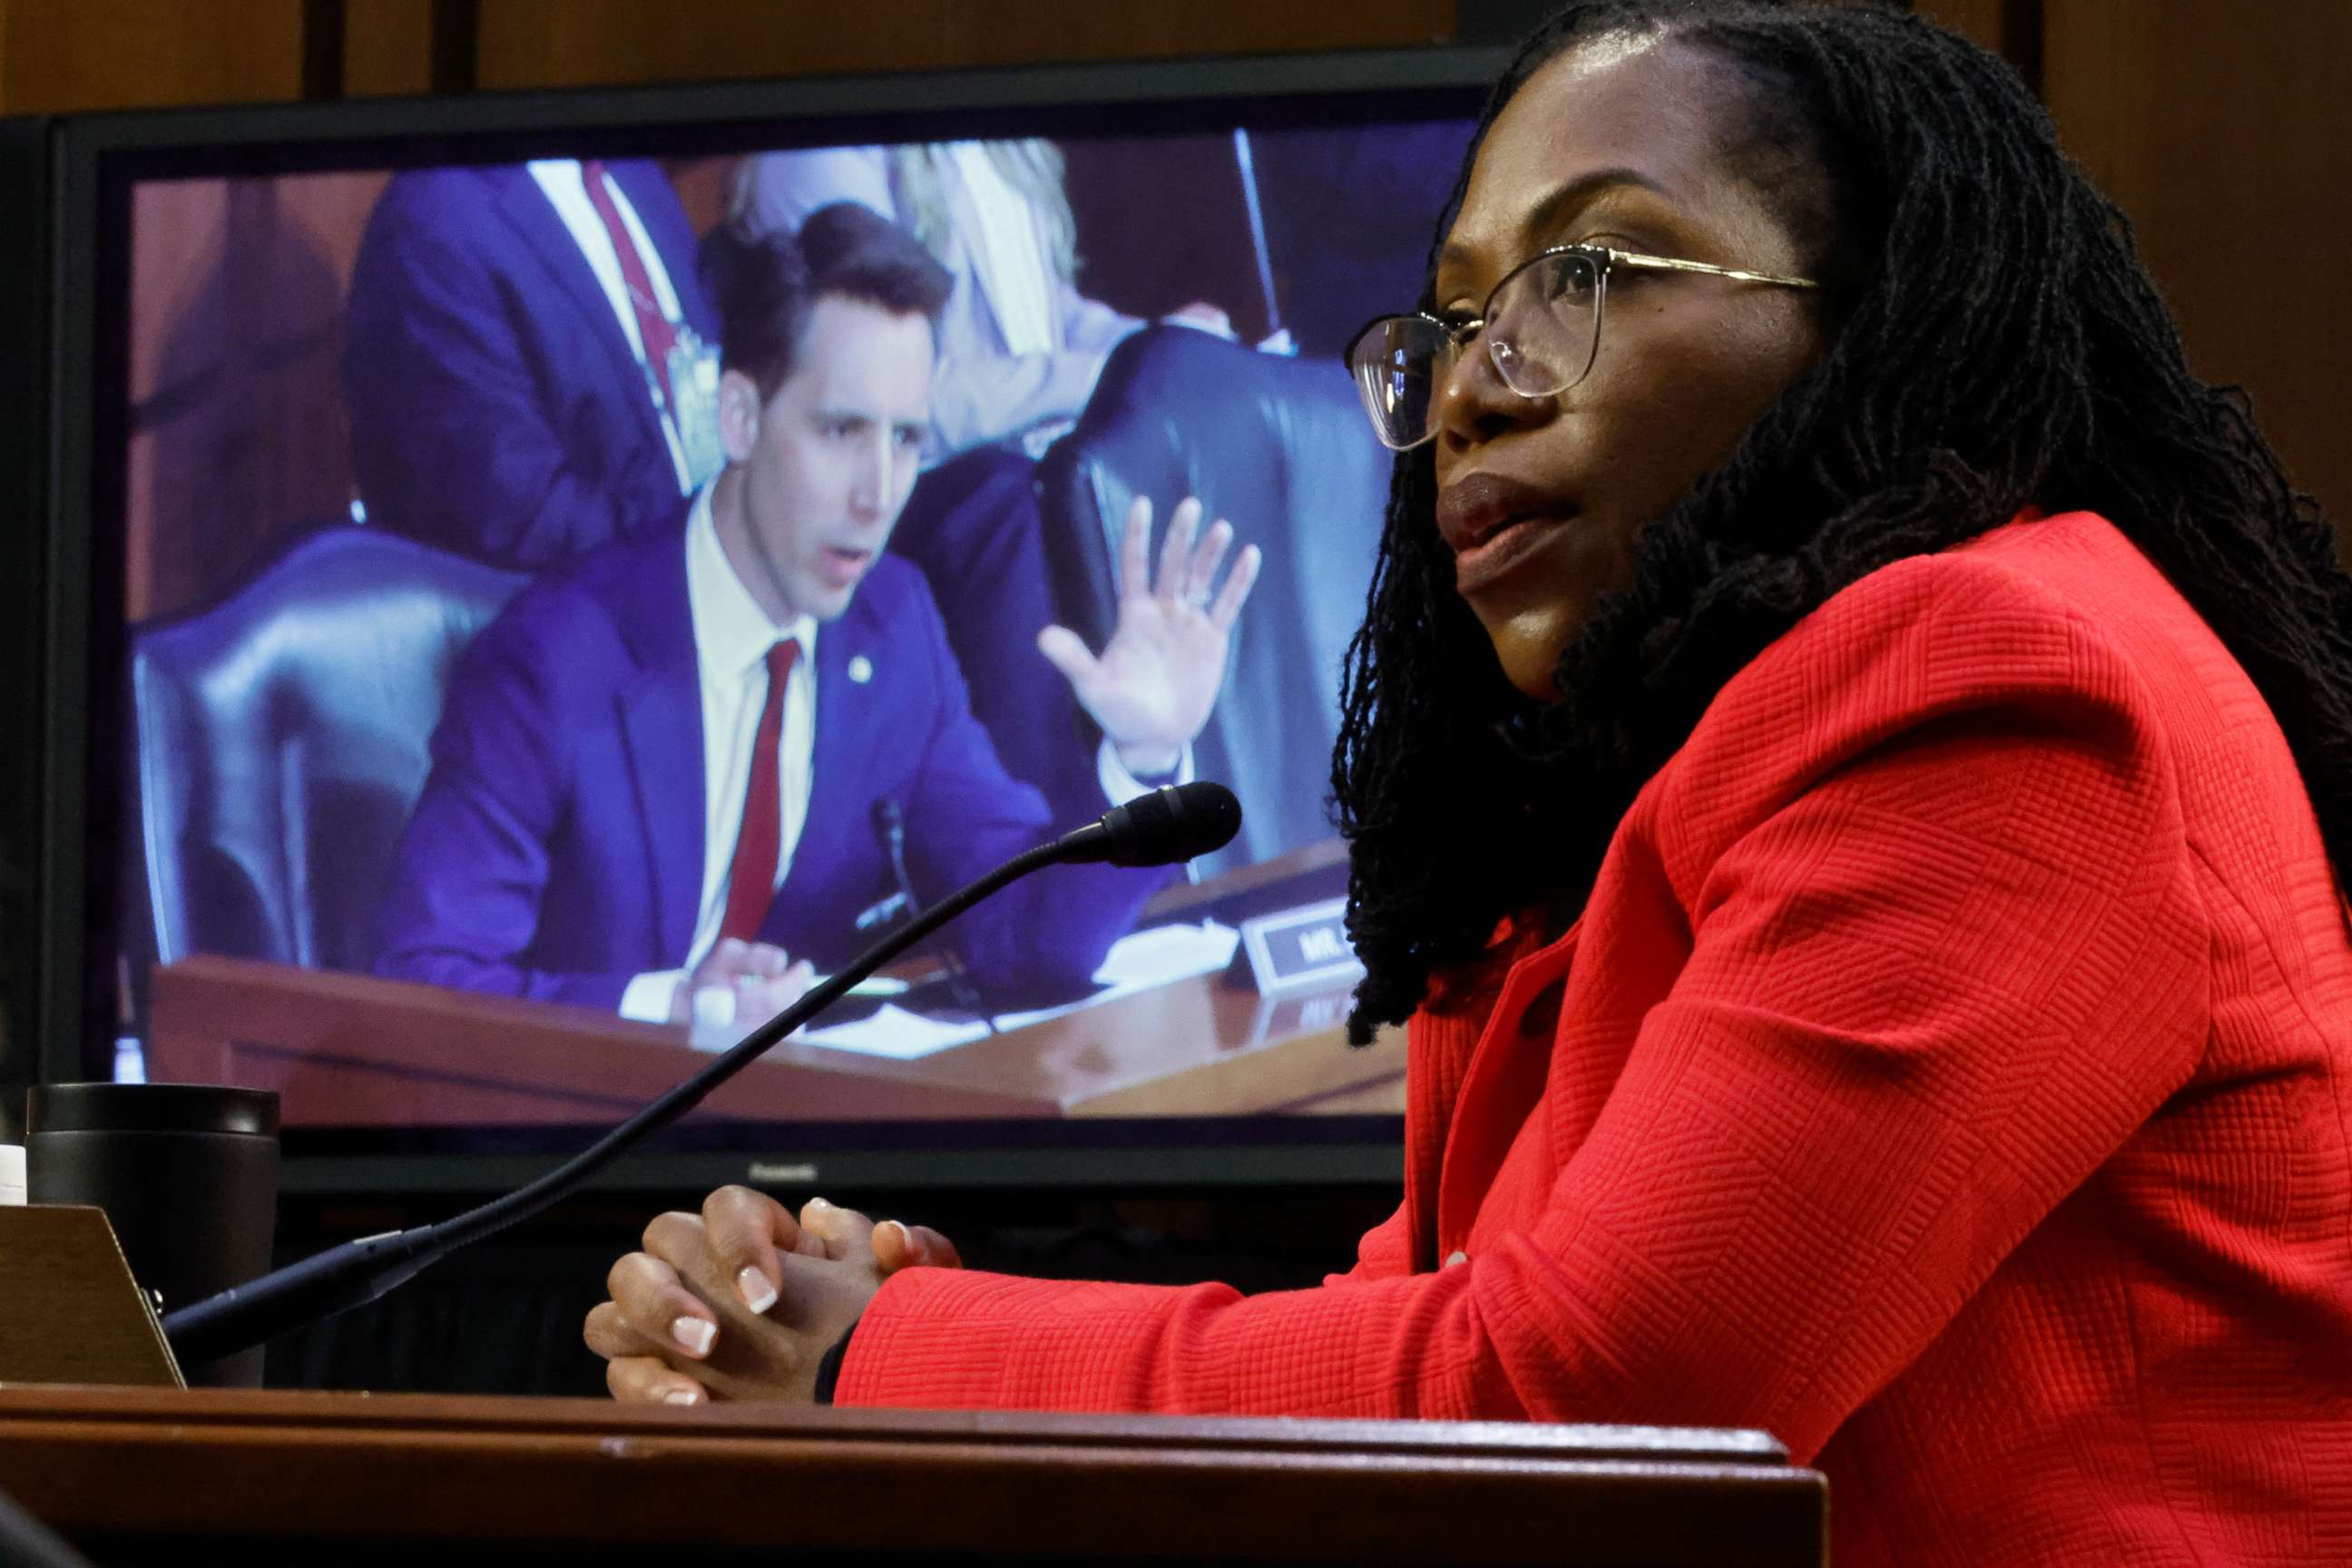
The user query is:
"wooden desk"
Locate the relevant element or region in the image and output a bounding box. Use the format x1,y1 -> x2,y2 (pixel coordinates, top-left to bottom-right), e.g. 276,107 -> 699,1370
146,955 -> 1406,1126
0,1387 -> 1826,1565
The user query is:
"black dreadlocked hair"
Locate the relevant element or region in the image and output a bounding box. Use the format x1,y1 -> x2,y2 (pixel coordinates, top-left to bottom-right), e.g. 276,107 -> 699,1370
1333,0 -> 2352,1043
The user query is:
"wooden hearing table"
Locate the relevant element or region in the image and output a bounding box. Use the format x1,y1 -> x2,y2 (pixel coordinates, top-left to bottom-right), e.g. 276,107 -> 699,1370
142,838 -> 1403,1125
143,953 -> 1403,1128
0,1387 -> 1827,1565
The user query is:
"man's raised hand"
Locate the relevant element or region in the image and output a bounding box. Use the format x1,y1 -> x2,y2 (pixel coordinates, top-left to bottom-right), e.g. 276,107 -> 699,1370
1036,495 -> 1260,778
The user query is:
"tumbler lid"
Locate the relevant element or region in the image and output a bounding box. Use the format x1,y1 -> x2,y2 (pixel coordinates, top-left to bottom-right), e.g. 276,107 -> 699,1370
26,1082 -> 279,1137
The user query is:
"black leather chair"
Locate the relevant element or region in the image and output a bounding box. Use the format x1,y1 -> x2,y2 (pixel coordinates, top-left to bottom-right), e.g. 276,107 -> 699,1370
129,527 -> 525,974
1036,327 -> 1390,877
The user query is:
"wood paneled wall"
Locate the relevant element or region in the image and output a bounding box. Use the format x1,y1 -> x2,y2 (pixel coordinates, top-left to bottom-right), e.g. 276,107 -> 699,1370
341,0 -> 436,99
0,0 -> 1456,110
471,0 -> 1455,89
0,0 -> 311,114
1927,0 -> 2348,538
2,0 -> 2344,534
2041,0 -> 2351,545
122,172 -> 387,620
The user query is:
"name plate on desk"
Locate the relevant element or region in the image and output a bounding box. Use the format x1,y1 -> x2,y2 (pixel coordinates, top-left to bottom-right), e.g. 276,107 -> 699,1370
1245,985 -> 1357,1045
1233,897 -> 1364,995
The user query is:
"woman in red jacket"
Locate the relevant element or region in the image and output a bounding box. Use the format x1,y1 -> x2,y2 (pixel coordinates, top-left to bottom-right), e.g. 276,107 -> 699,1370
587,3 -> 2352,1560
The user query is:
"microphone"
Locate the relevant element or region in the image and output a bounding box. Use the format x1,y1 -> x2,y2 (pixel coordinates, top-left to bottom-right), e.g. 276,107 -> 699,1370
159,781 -> 1242,1367
1054,781 -> 1242,867
856,799 -> 915,933
872,796 -> 995,1032
873,797 -> 915,906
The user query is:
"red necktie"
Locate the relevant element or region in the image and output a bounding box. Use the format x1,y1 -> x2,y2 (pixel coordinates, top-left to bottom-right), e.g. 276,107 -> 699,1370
718,641 -> 800,946
579,160 -> 680,416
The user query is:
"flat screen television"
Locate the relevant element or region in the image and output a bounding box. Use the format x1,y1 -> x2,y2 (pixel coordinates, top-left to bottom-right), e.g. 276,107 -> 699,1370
3,45 -> 1496,1193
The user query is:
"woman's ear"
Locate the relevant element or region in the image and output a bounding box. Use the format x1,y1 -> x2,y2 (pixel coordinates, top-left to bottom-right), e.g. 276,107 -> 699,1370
719,368 -> 763,465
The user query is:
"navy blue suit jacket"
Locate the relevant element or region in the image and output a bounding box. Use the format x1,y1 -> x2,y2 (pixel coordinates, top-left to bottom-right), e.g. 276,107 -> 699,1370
345,161 -> 719,569
373,521 -> 1165,1011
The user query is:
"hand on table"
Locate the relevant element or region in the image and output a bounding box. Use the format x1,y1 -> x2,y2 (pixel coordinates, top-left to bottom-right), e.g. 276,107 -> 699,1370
669,938 -> 815,1028
584,1186 -> 959,1406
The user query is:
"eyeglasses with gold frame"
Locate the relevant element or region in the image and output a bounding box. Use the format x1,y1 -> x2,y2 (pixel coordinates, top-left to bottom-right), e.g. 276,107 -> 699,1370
1345,243 -> 1819,452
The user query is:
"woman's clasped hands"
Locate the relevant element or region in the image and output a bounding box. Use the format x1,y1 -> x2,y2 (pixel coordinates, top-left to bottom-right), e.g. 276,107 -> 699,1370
583,1185 -> 958,1406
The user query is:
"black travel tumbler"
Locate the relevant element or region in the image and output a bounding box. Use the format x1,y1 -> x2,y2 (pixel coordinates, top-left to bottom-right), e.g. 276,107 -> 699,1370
24,1083 -> 279,1387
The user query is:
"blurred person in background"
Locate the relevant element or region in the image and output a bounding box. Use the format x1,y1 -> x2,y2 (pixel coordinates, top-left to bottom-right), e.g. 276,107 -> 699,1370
346,158 -> 723,568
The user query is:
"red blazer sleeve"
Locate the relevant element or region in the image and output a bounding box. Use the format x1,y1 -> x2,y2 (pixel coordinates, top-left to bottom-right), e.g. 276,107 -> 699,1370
1329,1197 -> 1414,1284
836,561 -> 2211,1453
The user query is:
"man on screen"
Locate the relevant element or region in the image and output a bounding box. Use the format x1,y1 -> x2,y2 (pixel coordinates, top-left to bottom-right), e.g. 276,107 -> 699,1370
373,203 -> 1259,1026
732,141 -> 1248,818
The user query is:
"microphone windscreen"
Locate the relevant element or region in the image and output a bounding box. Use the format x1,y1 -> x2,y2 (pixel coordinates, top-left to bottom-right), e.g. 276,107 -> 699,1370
1100,782 -> 1242,867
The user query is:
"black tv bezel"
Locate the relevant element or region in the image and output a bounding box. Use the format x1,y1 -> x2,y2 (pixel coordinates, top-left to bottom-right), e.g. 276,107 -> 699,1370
29,44 -> 1504,1194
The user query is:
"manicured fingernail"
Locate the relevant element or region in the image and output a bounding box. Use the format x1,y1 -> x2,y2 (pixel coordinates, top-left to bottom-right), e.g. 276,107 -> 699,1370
663,1385 -> 702,1406
671,1317 -> 716,1357
805,1195 -> 831,1212
737,1266 -> 778,1314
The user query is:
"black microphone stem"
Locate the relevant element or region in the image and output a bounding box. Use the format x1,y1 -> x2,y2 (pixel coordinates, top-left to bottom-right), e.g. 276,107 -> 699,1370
161,838 -> 1069,1368
443,837 -> 1062,1250
877,799 -> 997,1035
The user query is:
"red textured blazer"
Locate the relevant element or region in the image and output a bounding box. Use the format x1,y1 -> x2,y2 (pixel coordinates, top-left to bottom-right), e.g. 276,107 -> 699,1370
839,512 -> 2352,1566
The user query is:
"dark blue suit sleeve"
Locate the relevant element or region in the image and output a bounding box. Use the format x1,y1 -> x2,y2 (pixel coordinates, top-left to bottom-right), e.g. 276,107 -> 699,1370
372,592 -> 635,1010
893,574 -> 1173,997
344,177 -> 679,569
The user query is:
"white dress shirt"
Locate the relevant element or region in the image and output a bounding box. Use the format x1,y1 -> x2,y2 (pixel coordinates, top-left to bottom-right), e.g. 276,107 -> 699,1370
527,159 -> 696,495
619,485 -> 818,1021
